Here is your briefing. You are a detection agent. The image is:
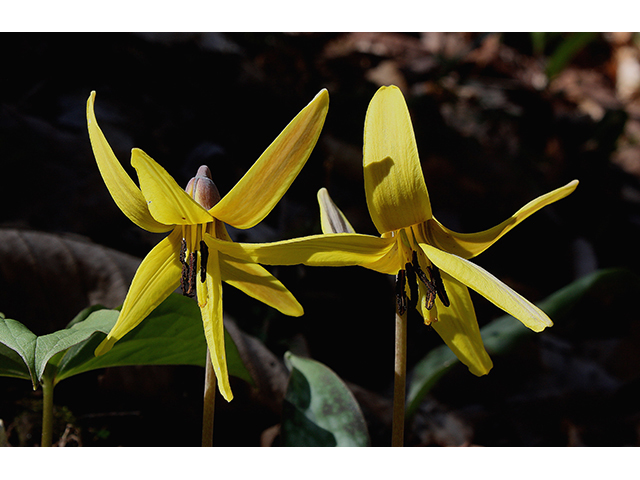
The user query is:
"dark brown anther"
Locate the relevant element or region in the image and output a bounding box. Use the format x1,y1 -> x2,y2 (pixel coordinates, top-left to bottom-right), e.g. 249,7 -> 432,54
180,240 -> 197,298
424,284 -> 436,310
412,251 -> 437,310
199,240 -> 209,283
180,239 -> 191,296
428,266 -> 450,307
187,252 -> 197,296
180,238 -> 187,264
395,269 -> 407,315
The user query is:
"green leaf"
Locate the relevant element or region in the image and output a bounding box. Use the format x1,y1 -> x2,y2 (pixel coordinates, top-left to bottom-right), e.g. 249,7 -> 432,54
406,268 -> 639,418
54,293 -> 253,386
35,309 -> 117,382
66,304 -> 108,328
0,319 -> 38,385
546,32 -> 599,78
530,32 -> 546,56
0,332 -> 34,382
0,311 -> 115,388
0,293 -> 253,389
281,352 -> 369,447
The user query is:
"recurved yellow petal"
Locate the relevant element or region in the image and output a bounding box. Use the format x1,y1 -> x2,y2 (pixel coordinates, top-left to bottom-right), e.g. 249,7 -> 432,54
131,149 -> 214,225
317,188 -> 355,234
95,228 -> 183,356
204,233 -> 396,272
363,240 -> 402,275
218,253 -> 303,317
198,248 -> 233,401
363,85 -> 432,234
87,92 -> 170,233
419,243 -> 552,332
210,89 -> 329,229
431,273 -> 493,376
425,180 -> 579,259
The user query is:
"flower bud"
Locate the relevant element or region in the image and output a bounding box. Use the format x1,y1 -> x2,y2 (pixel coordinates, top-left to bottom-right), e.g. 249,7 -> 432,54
185,165 -> 221,210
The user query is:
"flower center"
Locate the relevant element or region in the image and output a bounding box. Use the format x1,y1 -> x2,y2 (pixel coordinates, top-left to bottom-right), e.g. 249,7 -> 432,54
395,227 -> 450,317
180,165 -> 221,298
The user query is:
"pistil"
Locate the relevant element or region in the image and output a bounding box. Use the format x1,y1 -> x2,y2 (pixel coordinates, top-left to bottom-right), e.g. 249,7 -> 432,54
179,166 -> 221,299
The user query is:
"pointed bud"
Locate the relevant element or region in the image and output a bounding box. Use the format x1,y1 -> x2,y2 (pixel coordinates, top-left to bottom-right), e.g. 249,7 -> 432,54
317,188 -> 355,234
185,165 -> 221,210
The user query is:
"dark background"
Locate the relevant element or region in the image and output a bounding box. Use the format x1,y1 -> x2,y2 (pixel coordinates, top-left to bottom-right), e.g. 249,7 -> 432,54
1,32 -> 640,446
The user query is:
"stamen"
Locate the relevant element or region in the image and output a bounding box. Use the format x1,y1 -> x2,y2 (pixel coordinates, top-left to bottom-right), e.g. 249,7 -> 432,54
428,266 -> 450,307
412,251 -> 437,310
180,238 -> 197,298
395,269 -> 407,315
180,238 -> 191,297
180,238 -> 187,264
424,284 -> 437,310
199,240 -> 209,283
187,252 -> 197,296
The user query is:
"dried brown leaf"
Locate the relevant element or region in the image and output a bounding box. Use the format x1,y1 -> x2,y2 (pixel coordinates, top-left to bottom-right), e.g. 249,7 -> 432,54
0,229 -> 140,334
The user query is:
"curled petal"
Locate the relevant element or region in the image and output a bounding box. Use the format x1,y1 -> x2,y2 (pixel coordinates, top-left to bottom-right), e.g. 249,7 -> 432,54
419,243 -> 552,332
210,89 -> 329,229
95,228 -> 182,355
132,149 -> 213,225
87,92 -> 170,233
218,253 -> 303,317
317,188 -> 355,234
204,233 -> 397,273
426,180 -> 579,259
362,237 -> 402,275
198,248 -> 233,402
363,85 -> 432,234
431,273 -> 493,376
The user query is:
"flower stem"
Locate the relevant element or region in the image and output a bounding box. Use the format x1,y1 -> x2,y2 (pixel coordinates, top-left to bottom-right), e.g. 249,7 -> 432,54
201,348 -> 216,447
392,309 -> 407,447
40,373 -> 54,447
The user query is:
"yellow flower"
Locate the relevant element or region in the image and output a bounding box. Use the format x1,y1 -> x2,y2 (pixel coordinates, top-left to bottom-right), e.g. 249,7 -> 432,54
207,85 -> 578,377
86,89 -> 329,401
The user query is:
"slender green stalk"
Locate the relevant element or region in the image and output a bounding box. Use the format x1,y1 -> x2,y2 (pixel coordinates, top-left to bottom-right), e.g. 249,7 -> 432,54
391,309 -> 407,447
41,374 -> 55,447
201,348 -> 216,447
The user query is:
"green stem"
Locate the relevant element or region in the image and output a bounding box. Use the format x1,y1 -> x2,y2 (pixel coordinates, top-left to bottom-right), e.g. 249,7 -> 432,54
201,348 -> 216,447
391,309 -> 407,447
41,374 -> 55,447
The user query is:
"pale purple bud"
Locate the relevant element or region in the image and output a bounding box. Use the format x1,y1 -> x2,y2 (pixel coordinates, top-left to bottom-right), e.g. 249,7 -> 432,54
185,165 -> 221,210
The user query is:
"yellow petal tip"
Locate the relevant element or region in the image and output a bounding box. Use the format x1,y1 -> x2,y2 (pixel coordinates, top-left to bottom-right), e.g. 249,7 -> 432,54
221,391 -> 234,402
469,363 -> 493,377
314,88 -> 329,101
529,318 -> 553,333
95,336 -> 117,356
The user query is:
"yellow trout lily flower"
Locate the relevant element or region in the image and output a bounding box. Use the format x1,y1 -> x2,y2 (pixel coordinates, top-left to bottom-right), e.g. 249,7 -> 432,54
207,85 -> 578,377
86,89 -> 329,401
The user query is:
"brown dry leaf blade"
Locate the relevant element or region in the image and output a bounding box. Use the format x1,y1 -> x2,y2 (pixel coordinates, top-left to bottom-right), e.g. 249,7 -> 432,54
0,229 -> 140,334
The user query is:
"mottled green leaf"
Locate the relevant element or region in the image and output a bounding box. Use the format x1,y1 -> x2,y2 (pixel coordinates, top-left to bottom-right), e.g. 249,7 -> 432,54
281,352 -> 369,447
